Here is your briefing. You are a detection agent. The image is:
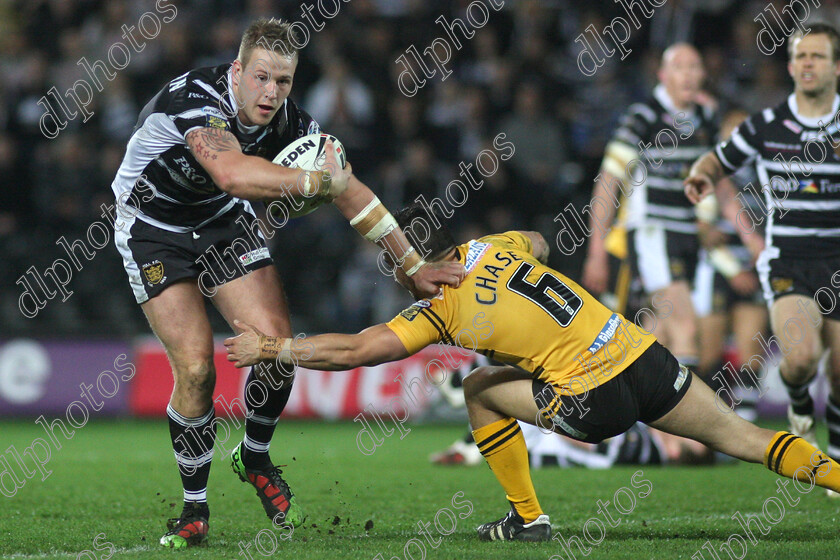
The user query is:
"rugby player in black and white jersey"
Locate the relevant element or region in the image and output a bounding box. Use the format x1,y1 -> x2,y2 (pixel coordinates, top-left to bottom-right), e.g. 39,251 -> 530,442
686,24 -> 840,496
583,44 -> 720,375
110,19 -> 465,548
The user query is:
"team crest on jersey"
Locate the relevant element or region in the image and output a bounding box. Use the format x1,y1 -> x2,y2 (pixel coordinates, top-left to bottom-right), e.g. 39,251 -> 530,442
202,107 -> 230,130
399,300 -> 431,321
308,120 -> 320,135
771,277 -> 793,294
142,260 -> 166,285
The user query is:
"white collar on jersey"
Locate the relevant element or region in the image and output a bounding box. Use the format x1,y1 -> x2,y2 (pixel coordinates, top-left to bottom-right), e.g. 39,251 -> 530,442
653,83 -> 697,119
224,65 -> 288,135
787,93 -> 840,128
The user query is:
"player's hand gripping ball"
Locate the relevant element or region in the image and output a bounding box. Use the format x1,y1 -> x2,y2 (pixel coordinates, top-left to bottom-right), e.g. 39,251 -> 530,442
270,133 -> 347,218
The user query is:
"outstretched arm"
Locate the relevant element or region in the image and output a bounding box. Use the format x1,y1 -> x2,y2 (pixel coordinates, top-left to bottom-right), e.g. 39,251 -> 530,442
185,127 -> 333,201
189,128 -> 464,297
224,321 -> 411,370
684,151 -> 726,204
326,147 -> 465,298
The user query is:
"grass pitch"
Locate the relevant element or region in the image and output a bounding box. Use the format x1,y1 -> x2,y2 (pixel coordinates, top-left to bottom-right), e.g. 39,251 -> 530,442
0,419 -> 838,560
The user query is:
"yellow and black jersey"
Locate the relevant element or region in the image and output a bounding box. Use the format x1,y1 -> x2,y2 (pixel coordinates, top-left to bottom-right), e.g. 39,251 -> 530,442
386,232 -> 655,394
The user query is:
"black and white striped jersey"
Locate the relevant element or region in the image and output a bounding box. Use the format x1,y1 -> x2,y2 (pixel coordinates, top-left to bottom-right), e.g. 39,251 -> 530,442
111,64 -> 320,232
716,94 -> 840,259
607,85 -> 718,234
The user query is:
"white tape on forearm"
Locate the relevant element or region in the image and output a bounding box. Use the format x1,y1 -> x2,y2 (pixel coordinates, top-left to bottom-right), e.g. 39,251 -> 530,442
709,247 -> 742,279
302,171 -> 313,196
405,258 -> 426,277
350,196 -> 381,226
278,338 -> 293,363
366,213 -> 397,242
398,246 -> 416,263
695,194 -> 719,223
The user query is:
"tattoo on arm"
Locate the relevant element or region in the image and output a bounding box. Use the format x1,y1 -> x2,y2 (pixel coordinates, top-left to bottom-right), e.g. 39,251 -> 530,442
259,336 -> 281,360
186,127 -> 241,162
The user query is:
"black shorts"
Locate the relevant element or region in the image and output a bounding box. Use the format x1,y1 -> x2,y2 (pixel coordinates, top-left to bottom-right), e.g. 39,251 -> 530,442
532,341 -> 692,443
627,226 -> 699,293
757,251 -> 840,321
115,203 -> 272,303
693,247 -> 763,316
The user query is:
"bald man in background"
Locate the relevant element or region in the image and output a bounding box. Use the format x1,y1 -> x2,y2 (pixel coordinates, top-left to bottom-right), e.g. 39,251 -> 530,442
582,44 -> 719,381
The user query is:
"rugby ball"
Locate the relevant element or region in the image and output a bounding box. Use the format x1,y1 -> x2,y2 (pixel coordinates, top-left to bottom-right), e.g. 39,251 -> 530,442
269,133 -> 347,218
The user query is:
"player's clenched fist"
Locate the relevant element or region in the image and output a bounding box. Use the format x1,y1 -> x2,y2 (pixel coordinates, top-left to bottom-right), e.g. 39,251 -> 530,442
683,172 -> 715,204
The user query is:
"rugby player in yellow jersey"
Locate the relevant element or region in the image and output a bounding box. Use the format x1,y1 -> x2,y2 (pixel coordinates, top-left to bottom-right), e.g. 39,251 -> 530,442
225,203 -> 840,542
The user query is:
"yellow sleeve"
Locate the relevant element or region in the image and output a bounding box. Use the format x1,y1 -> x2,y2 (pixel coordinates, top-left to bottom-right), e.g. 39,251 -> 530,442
386,301 -> 444,354
477,231 -> 533,254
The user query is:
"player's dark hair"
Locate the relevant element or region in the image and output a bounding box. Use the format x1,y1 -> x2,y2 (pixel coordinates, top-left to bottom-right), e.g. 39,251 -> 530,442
393,203 -> 456,262
239,18 -> 300,67
787,23 -> 840,62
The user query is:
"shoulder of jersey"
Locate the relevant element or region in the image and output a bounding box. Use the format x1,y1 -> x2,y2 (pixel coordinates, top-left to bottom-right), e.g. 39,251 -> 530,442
626,99 -> 658,125
759,98 -> 790,126
286,98 -> 320,137
168,65 -> 229,105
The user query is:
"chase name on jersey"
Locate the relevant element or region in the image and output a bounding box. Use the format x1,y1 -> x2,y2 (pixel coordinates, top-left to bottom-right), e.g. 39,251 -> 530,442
473,249 -> 524,305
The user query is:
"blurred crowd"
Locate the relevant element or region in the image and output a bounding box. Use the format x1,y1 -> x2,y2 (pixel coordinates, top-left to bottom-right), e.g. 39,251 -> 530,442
0,0 -> 827,337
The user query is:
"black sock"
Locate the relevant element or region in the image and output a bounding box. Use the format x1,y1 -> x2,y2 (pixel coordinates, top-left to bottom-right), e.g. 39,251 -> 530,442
242,362 -> 294,469
782,376 -> 814,416
167,404 -> 216,505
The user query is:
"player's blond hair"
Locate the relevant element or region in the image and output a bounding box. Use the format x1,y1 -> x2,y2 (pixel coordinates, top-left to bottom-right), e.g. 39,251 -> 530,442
238,18 -> 300,67
787,23 -> 840,62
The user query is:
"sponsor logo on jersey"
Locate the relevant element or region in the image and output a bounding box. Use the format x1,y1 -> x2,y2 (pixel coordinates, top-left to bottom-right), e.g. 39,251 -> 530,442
399,300 -> 431,321
801,129 -> 832,142
142,260 -> 166,285
464,241 -> 491,273
799,180 -> 819,193
784,119 -> 803,134
765,141 -> 802,152
820,180 -> 840,193
173,156 -> 207,184
239,247 -> 270,266
189,92 -> 209,99
587,313 -> 621,355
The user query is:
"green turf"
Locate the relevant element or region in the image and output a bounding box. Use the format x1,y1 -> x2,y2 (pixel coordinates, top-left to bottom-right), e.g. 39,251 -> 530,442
0,419 -> 838,559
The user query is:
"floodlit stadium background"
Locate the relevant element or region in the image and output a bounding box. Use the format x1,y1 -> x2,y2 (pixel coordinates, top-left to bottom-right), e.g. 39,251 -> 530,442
0,0 -> 831,421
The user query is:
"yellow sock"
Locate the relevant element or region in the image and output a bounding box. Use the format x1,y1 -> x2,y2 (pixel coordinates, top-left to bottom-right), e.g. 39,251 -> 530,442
472,417 -> 543,522
765,431 -> 840,491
